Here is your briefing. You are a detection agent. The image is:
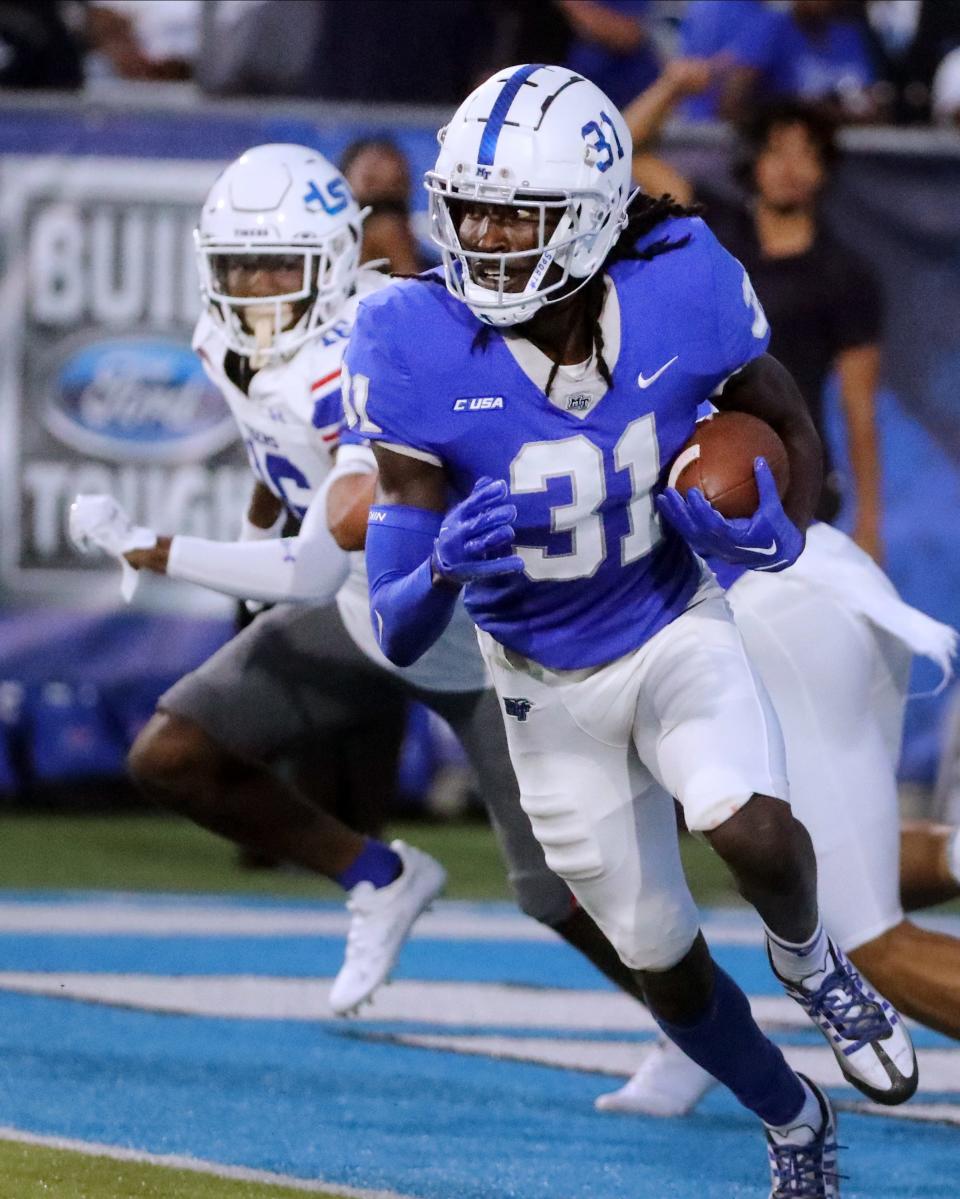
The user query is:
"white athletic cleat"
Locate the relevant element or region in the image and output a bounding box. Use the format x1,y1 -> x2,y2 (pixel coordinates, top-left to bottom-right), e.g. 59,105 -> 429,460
769,938 -> 918,1105
594,1038 -> 716,1117
766,1075 -> 840,1198
329,841 -> 447,1017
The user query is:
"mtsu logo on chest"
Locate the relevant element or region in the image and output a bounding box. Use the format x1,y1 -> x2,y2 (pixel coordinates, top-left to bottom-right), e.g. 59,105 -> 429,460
503,697 -> 533,722
566,393 -> 592,412
453,395 -> 504,412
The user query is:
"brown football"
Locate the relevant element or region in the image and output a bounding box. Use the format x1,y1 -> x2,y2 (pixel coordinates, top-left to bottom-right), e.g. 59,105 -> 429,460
667,411 -> 790,519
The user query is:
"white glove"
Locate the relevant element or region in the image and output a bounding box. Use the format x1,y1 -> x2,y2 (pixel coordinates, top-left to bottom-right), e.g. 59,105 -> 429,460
68,494 -> 158,603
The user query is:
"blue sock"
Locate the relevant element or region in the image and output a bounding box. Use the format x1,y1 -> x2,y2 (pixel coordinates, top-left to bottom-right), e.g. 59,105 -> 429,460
335,839 -> 403,891
654,963 -> 805,1127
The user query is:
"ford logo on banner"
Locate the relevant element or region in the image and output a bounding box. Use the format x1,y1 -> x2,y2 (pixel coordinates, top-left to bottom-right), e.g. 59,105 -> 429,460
43,337 -> 238,464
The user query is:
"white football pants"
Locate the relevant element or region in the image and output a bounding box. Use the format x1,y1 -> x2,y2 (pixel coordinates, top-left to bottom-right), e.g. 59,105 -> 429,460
478,573 -> 789,972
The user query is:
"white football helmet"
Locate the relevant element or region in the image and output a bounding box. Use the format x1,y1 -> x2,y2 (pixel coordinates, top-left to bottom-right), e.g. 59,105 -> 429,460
426,64 -> 634,327
195,144 -> 364,364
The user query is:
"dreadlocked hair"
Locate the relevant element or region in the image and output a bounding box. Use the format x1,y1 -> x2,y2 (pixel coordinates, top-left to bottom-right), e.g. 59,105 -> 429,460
538,191 -> 702,397
413,191 -> 701,396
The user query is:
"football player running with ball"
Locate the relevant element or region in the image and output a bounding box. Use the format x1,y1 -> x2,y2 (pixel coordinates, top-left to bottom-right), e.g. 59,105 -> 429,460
345,66 -> 915,1196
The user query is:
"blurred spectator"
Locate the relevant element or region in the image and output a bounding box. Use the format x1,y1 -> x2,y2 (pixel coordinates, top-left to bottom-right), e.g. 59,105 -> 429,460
196,0 -> 321,97
310,0 -> 493,104
896,0 -> 960,120
932,45 -> 960,128
0,0 -> 84,89
486,0 -> 573,72
863,0 -> 960,122
558,0 -> 660,108
626,80 -> 886,560
87,0 -> 200,81
722,1 -> 884,122
676,0 -> 768,120
340,138 -> 425,274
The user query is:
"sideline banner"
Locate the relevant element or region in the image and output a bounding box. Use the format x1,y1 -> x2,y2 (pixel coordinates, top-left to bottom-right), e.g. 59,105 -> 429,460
0,155 -> 247,604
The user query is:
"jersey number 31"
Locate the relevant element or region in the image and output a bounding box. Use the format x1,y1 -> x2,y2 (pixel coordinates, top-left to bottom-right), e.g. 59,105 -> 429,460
511,413 -> 661,581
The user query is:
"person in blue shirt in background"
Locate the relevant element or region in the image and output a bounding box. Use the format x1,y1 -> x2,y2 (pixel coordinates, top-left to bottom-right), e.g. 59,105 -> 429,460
345,63 -> 918,1196
558,0 -> 660,108
676,0 -> 768,121
724,0 -> 883,122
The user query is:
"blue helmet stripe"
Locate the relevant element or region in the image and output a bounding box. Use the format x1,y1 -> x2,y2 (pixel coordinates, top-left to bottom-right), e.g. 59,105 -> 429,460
477,64 -> 545,166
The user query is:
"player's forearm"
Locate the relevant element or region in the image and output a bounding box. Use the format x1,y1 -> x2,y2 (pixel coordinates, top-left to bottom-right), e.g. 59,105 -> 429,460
838,346 -> 883,547
136,469 -> 350,603
165,530 -> 349,604
365,507 -> 458,667
624,66 -> 691,151
846,416 -> 882,546
718,354 -> 823,531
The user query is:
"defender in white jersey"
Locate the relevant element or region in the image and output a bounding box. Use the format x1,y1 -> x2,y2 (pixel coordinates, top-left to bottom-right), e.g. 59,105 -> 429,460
70,146 -> 452,1013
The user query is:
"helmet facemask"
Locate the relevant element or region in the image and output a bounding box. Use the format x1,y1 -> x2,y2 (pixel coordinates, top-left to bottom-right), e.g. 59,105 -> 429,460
426,169 -> 627,327
196,225 -> 361,367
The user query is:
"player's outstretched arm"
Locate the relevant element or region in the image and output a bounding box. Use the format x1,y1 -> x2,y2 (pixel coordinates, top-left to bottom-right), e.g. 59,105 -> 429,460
714,353 -> 823,533
166,471 -> 350,604
366,446 -> 523,667
70,478 -> 351,606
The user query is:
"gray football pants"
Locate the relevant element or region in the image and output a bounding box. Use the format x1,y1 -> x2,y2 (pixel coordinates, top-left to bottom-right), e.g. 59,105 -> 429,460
159,601 -> 574,927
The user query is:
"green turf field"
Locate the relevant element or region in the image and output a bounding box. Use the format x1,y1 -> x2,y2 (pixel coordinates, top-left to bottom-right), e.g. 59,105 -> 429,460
0,812 -> 740,904
0,1139 -> 342,1198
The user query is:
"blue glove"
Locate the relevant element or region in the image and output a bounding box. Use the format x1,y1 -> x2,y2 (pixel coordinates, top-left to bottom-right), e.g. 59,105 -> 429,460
656,457 -> 803,572
432,477 -> 525,584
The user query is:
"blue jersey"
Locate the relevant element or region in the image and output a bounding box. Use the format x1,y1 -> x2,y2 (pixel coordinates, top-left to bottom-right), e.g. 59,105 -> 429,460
345,217 -> 770,669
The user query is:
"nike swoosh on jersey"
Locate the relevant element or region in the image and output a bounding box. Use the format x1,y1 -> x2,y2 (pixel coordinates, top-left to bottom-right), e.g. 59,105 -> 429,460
734,539 -> 779,556
637,355 -> 679,389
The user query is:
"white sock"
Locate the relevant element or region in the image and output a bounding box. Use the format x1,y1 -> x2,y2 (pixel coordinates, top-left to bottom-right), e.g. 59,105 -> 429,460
766,921 -> 830,986
765,1079 -> 824,1146
948,828 -> 960,886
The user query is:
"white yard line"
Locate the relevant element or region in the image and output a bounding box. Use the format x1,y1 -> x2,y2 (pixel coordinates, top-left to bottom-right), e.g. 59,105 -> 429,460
0,901 -> 556,940
0,898 -> 955,945
1,898 -> 956,944
0,971 -> 805,1028
389,1033 -> 960,1098
0,1125 -> 417,1198
834,1101 -> 960,1127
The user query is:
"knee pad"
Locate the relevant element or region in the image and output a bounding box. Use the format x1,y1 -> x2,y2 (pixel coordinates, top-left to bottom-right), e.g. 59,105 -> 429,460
609,907 -> 700,973
521,789 -> 607,882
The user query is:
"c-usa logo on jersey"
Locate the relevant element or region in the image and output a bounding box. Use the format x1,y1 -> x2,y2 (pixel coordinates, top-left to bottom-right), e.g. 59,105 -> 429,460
453,395 -> 504,412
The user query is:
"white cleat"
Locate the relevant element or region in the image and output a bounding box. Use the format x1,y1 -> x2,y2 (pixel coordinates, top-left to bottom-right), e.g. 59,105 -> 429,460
594,1038 -> 716,1117
770,938 -> 918,1105
329,841 -> 446,1017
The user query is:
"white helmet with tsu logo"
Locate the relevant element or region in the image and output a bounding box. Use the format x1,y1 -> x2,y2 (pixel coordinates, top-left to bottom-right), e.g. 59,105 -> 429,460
426,64 -> 634,326
195,143 -> 364,364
